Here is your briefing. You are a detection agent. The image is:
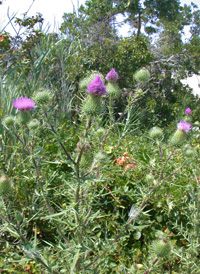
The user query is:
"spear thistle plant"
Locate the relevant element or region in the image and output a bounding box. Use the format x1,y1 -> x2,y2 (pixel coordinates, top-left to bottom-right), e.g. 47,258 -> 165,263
0,66 -> 197,273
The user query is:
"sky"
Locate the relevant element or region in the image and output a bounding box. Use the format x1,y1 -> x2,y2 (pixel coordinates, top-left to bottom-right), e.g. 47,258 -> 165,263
0,0 -> 199,36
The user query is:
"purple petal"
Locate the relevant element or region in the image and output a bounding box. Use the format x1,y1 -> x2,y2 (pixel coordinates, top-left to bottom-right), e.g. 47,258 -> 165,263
177,120 -> 192,132
87,76 -> 107,96
106,68 -> 119,82
12,97 -> 36,110
185,108 -> 192,115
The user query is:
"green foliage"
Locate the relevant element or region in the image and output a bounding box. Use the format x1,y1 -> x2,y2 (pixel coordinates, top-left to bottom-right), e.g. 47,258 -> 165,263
0,2 -> 200,272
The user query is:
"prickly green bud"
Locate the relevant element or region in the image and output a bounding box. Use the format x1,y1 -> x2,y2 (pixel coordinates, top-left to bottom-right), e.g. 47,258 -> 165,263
2,115 -> 15,128
95,127 -> 106,138
194,121 -> 200,127
146,173 -> 155,184
149,127 -> 163,139
0,175 -> 12,197
170,129 -> 186,146
136,88 -> 143,95
184,115 -> 192,123
79,71 -> 104,90
151,239 -> 171,258
82,95 -> 104,117
28,119 -> 40,130
16,111 -> 31,125
106,82 -> 121,98
34,90 -> 51,105
79,153 -> 93,170
94,151 -> 109,166
185,148 -> 196,156
134,68 -> 150,83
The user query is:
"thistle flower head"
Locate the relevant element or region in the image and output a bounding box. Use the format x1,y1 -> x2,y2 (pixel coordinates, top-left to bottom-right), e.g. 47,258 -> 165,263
87,76 -> 107,96
177,120 -> 192,132
185,108 -> 192,115
12,97 -> 36,111
79,71 -> 104,90
106,68 -> 119,82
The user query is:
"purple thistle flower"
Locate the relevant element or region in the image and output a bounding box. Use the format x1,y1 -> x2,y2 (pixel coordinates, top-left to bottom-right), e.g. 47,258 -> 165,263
106,68 -> 119,82
177,120 -> 192,132
185,108 -> 192,115
12,97 -> 36,111
87,76 -> 107,96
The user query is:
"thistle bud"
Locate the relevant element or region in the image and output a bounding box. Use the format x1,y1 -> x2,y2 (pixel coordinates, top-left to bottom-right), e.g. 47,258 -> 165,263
82,95 -> 104,117
151,239 -> 171,258
194,121 -> 200,127
106,82 -> 121,98
0,175 -> 12,197
134,68 -> 150,83
95,127 -> 106,138
16,111 -> 31,125
79,152 -> 93,170
184,145 -> 196,156
146,173 -> 155,184
149,127 -> 163,139
2,115 -> 15,128
184,115 -> 192,123
170,129 -> 185,146
28,119 -> 40,130
93,151 -> 109,166
34,90 -> 51,105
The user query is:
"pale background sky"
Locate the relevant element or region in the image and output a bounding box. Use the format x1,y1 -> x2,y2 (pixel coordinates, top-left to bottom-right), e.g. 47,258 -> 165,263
0,0 -> 199,35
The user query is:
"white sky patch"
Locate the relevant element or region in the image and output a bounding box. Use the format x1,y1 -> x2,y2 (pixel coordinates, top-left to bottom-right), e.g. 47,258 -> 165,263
181,75 -> 200,97
0,0 -> 85,35
0,0 -> 199,36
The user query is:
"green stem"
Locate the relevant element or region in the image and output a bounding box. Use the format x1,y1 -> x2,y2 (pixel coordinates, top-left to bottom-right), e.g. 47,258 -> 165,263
108,96 -> 114,124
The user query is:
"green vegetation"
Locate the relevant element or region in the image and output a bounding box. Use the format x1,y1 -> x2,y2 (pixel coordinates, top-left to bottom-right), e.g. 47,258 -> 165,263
0,0 -> 200,273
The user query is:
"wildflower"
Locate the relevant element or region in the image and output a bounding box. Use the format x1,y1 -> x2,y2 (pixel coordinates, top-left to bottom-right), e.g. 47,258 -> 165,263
0,36 -> 4,41
79,71 -> 104,90
170,120 -> 192,145
177,120 -> 192,132
106,68 -> 119,82
87,75 -> 107,96
115,152 -> 136,172
12,97 -> 36,111
185,108 -> 192,115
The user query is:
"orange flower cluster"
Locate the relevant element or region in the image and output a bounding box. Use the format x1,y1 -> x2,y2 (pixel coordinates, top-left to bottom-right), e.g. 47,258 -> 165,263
115,152 -> 136,172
